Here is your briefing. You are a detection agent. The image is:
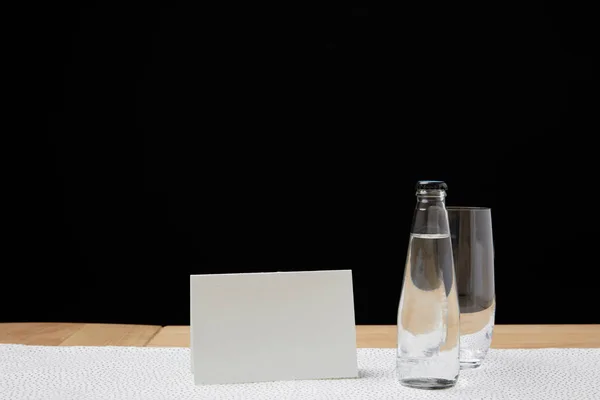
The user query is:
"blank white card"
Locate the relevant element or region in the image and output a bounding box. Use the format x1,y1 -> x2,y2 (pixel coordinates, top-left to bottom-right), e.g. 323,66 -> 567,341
190,270 -> 358,384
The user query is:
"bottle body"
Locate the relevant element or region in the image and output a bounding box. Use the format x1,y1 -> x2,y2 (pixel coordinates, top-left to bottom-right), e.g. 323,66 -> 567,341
396,182 -> 460,389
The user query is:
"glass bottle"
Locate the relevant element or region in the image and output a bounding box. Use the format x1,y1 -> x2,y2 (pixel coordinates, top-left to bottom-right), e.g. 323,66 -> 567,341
396,180 -> 460,389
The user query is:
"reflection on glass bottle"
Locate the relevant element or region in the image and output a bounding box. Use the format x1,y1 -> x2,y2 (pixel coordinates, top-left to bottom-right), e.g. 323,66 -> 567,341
396,181 -> 460,389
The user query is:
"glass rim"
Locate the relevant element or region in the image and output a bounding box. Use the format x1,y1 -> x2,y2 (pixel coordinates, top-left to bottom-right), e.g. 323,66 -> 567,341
446,206 -> 491,211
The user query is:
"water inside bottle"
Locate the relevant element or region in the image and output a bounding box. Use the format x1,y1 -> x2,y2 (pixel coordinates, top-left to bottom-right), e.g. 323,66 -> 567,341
397,232 -> 460,388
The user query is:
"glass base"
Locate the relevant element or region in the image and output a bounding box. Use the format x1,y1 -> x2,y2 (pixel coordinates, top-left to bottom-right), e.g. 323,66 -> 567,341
460,359 -> 482,369
400,378 -> 457,390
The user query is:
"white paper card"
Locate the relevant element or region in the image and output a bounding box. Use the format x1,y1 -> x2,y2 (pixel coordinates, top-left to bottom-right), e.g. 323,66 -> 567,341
190,270 -> 358,385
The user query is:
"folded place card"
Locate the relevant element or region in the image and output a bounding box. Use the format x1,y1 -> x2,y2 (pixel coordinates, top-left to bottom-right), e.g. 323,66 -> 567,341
190,270 -> 358,385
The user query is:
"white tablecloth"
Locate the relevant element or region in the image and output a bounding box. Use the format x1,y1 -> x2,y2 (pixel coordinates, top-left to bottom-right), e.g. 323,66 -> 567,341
1,344 -> 599,399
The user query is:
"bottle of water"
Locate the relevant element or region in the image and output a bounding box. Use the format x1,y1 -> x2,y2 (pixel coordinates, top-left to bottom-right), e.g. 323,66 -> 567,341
396,180 -> 460,389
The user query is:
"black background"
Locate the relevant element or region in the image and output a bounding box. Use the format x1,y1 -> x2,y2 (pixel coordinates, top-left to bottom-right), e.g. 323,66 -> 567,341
5,3 -> 596,326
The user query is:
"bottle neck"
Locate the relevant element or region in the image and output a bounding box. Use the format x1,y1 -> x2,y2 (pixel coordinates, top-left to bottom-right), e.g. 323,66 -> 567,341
411,190 -> 450,235
416,189 -> 446,201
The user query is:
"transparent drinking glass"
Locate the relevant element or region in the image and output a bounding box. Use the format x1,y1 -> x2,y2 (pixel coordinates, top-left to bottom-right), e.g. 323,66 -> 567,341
447,207 -> 495,369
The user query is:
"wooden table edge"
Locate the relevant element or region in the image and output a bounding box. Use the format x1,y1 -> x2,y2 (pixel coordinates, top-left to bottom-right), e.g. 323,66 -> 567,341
2,323 -> 600,348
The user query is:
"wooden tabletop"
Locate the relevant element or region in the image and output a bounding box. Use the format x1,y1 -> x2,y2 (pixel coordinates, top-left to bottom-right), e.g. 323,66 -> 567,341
1,323 -> 600,348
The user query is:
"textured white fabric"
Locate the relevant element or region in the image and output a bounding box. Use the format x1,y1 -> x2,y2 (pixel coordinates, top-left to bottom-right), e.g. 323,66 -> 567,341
1,344 -> 599,399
